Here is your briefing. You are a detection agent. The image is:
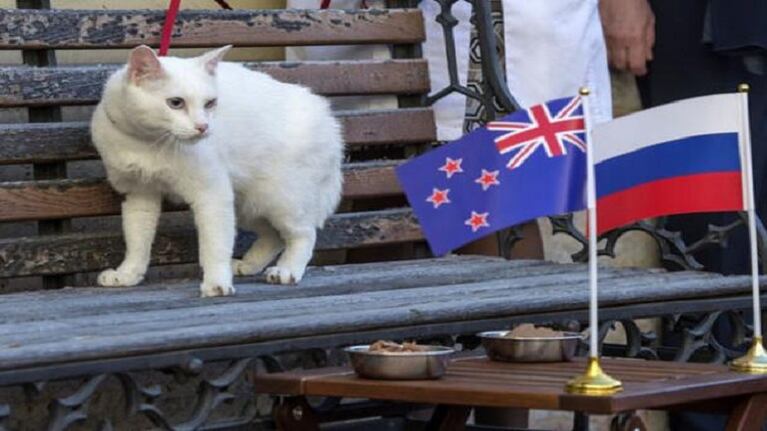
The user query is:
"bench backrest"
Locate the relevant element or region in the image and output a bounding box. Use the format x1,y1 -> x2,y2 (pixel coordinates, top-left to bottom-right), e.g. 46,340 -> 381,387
0,5 -> 435,290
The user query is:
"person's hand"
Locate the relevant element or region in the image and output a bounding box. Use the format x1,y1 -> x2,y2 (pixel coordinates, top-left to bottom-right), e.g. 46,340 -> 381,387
599,0 -> 655,76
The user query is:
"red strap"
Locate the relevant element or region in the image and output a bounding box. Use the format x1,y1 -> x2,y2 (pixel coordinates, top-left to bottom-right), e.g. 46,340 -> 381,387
159,0 -> 182,57
320,0 -> 331,8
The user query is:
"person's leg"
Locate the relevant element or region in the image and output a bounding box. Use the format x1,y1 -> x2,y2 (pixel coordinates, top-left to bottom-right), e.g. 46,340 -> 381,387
638,0 -> 758,276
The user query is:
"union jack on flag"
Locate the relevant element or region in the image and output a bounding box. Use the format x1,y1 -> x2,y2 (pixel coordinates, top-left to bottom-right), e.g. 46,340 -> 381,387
487,96 -> 586,170
396,96 -> 588,255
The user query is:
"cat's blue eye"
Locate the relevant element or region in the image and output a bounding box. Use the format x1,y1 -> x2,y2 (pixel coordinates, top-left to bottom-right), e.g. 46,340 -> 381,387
166,97 -> 185,110
204,99 -> 217,110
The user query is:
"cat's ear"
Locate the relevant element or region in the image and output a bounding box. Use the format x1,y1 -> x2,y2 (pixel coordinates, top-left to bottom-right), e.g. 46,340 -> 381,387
198,45 -> 232,75
127,45 -> 164,84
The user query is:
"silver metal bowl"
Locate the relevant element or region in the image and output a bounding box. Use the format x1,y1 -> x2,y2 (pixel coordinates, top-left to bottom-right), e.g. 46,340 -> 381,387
344,345 -> 455,380
479,330 -> 582,363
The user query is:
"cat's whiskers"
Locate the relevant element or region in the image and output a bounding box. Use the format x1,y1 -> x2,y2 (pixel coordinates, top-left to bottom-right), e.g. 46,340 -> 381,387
156,133 -> 181,160
171,136 -> 182,159
147,131 -> 172,147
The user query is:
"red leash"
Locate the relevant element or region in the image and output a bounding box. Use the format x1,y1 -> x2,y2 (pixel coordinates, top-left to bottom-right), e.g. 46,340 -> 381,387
213,0 -> 233,8
158,0 -> 232,57
158,0 -> 181,56
157,0 -> 363,54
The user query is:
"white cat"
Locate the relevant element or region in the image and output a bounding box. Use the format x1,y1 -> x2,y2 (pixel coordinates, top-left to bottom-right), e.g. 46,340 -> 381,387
90,45 -> 344,297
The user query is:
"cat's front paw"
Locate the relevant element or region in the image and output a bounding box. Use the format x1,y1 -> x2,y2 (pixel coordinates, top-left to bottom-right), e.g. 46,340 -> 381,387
200,281 -> 236,298
264,266 -> 303,285
97,268 -> 144,287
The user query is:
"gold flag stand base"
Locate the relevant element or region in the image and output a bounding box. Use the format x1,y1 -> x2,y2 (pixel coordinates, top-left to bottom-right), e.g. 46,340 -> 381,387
565,357 -> 623,395
730,336 -> 767,374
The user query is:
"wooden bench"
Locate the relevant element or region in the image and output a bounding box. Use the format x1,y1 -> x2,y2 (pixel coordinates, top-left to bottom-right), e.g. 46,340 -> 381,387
0,2 -> 765,430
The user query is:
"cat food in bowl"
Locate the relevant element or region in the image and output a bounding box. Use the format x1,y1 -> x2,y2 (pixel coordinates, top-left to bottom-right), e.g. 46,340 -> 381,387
479,324 -> 582,363
345,341 -> 454,380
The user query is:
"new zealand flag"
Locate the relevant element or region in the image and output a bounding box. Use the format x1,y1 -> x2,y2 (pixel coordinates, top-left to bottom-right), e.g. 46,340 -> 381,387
396,96 -> 588,255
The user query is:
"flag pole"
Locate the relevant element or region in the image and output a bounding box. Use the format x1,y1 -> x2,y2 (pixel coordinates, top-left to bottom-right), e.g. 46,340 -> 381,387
731,83 -> 767,374
565,87 -> 622,395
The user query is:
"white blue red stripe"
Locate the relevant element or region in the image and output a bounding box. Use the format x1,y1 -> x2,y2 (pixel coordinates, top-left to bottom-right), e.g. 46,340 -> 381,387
593,93 -> 747,234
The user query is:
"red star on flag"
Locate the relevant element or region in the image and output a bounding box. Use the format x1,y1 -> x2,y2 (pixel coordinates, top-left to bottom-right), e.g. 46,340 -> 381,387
426,188 -> 451,208
475,169 -> 500,191
465,211 -> 490,232
438,157 -> 463,178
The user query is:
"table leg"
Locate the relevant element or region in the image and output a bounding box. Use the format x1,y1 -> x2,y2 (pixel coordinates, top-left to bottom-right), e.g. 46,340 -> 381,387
474,406 -> 529,427
573,412 -> 589,431
725,393 -> 767,431
610,412 -> 647,431
273,397 -> 320,431
425,405 -> 472,431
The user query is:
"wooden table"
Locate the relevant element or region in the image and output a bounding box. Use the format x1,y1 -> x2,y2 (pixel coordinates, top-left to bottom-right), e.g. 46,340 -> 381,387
253,356 -> 767,431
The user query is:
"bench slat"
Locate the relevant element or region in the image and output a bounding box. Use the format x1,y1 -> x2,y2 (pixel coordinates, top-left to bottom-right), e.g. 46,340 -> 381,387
0,9 -> 424,49
0,60 -> 429,107
0,161 -> 402,222
0,208 -> 421,277
0,268 -> 704,344
0,258 -> 553,318
0,258 -> 758,372
6,265 -> 697,337
0,108 -> 435,165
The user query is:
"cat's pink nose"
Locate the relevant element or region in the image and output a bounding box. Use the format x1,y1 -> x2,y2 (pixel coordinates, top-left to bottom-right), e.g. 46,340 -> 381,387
195,123 -> 209,134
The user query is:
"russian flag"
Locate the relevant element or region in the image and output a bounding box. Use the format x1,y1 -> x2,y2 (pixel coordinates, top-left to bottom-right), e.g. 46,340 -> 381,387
593,93 -> 749,234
